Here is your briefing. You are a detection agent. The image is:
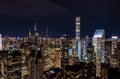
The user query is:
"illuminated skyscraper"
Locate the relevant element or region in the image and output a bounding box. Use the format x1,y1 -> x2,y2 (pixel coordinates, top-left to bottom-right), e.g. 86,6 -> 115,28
0,33 -> 2,51
61,34 -> 69,69
75,17 -> 81,60
82,40 -> 87,61
92,29 -> 105,78
111,36 -> 118,54
82,36 -> 89,61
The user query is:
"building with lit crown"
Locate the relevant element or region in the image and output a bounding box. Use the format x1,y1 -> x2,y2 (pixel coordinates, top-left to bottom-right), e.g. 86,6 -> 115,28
92,29 -> 105,78
75,17 -> 81,60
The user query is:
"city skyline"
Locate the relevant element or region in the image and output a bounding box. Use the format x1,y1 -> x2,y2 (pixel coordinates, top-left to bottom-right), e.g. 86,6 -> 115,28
0,0 -> 119,37
0,1 -> 120,79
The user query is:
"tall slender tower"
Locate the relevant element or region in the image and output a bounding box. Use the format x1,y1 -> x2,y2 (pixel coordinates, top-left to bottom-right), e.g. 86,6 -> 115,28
28,29 -> 31,42
75,17 -> 81,60
46,25 -> 48,39
34,22 -> 39,46
34,22 -> 37,37
29,30 -> 31,37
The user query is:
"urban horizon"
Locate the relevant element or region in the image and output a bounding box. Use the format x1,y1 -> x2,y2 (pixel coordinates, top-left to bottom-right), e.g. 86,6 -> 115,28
0,18 -> 119,38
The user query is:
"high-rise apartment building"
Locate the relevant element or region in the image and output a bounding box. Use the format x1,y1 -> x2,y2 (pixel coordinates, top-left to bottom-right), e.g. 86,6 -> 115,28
75,17 -> 81,60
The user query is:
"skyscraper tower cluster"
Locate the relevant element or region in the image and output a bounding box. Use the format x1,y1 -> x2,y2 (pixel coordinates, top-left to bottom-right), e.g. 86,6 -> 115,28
2,17 -> 120,79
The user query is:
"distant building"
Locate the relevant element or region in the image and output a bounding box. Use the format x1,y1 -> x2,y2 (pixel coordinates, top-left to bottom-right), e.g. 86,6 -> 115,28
61,34 -> 69,69
82,36 -> 89,62
92,29 -> 105,78
111,36 -> 118,54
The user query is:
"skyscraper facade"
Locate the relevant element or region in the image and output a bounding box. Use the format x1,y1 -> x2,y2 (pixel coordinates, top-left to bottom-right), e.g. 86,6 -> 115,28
75,17 -> 81,60
92,29 -> 105,78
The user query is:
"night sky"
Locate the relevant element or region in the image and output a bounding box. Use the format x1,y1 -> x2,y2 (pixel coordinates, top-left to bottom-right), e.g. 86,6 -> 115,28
0,0 -> 120,38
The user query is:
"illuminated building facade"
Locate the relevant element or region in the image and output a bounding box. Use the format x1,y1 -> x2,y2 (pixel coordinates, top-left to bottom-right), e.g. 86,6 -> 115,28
82,40 -> 87,61
111,36 -> 118,54
75,17 -> 81,60
55,38 -> 61,68
82,36 -> 89,61
92,29 -> 105,78
110,36 -> 119,68
61,34 -> 69,69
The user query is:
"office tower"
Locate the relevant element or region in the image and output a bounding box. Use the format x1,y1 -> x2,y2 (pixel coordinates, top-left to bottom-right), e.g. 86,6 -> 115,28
68,43 -> 74,65
92,29 -> 105,78
43,26 -> 52,71
82,40 -> 87,61
61,34 -> 69,69
55,38 -> 61,68
111,36 -> 118,54
0,33 -> 2,51
110,36 -> 119,68
82,36 -> 89,61
87,40 -> 94,62
75,17 -> 81,60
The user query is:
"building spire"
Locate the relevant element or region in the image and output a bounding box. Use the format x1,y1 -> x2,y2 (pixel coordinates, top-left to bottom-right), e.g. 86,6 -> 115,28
29,29 -> 31,37
46,25 -> 48,38
28,29 -> 31,42
34,22 -> 37,36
